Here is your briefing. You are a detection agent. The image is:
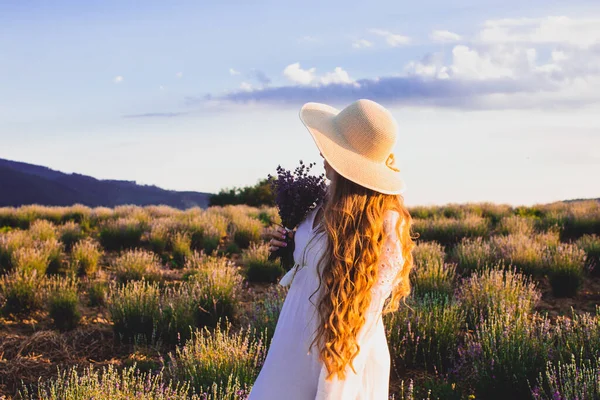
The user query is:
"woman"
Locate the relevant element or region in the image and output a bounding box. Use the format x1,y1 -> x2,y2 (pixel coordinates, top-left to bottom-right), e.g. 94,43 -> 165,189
248,99 -> 416,399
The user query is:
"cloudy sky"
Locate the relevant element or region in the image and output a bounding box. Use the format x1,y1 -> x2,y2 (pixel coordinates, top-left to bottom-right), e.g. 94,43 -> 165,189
1,0 -> 599,207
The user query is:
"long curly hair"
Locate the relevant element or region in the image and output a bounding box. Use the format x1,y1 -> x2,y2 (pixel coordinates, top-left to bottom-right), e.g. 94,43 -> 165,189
305,169 -> 417,381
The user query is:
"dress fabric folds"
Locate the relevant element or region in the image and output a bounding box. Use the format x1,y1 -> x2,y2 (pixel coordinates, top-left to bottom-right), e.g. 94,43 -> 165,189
248,204 -> 405,400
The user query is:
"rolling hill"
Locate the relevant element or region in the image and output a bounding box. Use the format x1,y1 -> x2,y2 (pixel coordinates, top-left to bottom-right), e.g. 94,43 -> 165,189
0,158 -> 212,209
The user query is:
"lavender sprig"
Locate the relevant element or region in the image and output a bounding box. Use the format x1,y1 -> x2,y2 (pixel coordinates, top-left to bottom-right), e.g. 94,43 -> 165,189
267,160 -> 327,271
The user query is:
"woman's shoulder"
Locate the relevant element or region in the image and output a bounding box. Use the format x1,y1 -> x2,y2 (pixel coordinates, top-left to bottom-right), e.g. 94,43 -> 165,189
383,209 -> 402,234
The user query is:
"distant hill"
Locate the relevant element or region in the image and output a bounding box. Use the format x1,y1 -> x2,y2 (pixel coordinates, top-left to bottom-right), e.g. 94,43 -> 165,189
0,158 -> 212,209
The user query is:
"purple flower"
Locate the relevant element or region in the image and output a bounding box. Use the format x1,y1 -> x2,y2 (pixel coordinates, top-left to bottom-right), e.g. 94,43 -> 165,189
267,161 -> 327,271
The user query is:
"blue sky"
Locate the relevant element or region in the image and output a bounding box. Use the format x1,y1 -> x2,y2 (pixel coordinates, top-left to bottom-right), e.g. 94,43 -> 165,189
1,0 -> 599,207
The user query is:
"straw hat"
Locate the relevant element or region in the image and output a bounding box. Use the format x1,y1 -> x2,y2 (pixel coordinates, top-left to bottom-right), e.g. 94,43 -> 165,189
299,99 -> 406,195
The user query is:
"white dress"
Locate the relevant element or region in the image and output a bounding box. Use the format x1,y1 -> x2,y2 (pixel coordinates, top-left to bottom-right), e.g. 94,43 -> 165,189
248,204 -> 405,400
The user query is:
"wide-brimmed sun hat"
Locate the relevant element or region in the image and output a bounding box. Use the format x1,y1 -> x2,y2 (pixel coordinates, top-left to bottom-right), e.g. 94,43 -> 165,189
299,98 -> 406,195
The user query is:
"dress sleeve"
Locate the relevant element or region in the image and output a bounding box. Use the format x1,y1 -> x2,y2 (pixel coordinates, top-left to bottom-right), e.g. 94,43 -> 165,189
314,210 -> 404,399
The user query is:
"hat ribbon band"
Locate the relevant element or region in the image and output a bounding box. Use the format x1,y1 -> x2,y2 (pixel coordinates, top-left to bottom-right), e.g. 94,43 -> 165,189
386,153 -> 400,172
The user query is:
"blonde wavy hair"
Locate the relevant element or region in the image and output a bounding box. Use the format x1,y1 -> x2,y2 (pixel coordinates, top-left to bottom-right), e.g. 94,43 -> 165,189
303,170 -> 416,381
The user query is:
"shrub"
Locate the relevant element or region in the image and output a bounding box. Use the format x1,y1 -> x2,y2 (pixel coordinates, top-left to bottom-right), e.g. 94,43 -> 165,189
230,214 -> 264,250
384,293 -> 466,374
0,269 -> 44,315
560,200 -> 600,240
107,278 -> 238,346
551,305 -> 600,366
530,353 -> 600,400
449,237 -> 494,274
11,245 -> 50,275
71,238 -> 103,277
411,241 -> 455,299
59,221 -> 85,251
450,311 -> 553,400
240,242 -> 285,283
576,234 -> 600,276
0,230 -> 32,272
177,212 -> 227,254
113,248 -> 163,283
246,284 -> 287,345
166,319 -> 266,394
169,231 -> 193,269
412,214 -> 489,247
98,217 -> 145,251
496,215 -> 536,236
107,280 -> 162,345
184,252 -> 243,328
18,364 -> 204,399
490,233 -> 545,277
60,203 -> 92,225
88,279 -> 108,307
147,219 -> 172,254
39,238 -> 66,274
455,263 -> 541,329
543,243 -> 587,298
28,219 -> 57,241
46,275 -> 81,331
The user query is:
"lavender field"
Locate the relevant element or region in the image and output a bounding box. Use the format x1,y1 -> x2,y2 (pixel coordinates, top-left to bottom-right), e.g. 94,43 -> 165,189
0,200 -> 599,399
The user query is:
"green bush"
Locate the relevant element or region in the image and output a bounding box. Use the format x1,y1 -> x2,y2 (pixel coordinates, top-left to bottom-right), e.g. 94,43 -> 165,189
0,230 -> 32,272
166,319 -> 266,394
490,233 -> 545,277
576,234 -> 600,276
451,311 -> 553,400
88,279 -> 108,307
0,269 -> 44,315
71,238 -> 103,277
530,353 -> 600,400
551,305 -> 600,366
107,280 -> 161,345
46,276 -> 81,331
168,231 -> 192,269
59,221 -> 86,251
184,252 -> 243,328
385,293 -> 466,374
411,241 -> 455,299
412,214 -> 489,247
18,364 -> 208,399
544,243 -> 586,298
246,284 -> 287,345
449,237 -> 494,274
98,217 -> 145,251
241,242 -> 284,283
113,248 -> 163,284
455,263 -> 541,329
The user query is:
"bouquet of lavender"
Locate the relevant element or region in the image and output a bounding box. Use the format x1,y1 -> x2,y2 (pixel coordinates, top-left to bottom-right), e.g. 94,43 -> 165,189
267,160 -> 328,272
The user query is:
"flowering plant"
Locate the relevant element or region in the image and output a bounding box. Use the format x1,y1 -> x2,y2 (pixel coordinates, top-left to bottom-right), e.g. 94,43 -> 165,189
267,160 -> 328,271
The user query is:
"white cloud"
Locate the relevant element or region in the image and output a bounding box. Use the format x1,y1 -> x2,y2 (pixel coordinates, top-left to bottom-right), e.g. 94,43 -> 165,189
113,76 -> 124,83
202,16 -> 600,111
450,45 -> 517,80
320,67 -> 355,85
477,16 -> 600,48
176,72 -> 183,78
283,63 -> 317,85
229,68 -> 241,76
430,30 -> 462,43
282,63 -> 357,87
369,29 -> 410,46
352,39 -> 373,49
240,82 -> 253,91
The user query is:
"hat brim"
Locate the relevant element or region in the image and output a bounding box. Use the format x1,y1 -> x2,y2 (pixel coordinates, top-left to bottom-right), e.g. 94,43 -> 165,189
299,102 -> 406,195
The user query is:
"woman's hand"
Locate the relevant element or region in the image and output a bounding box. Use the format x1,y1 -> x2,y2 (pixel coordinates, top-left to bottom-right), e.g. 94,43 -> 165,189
268,227 -> 295,253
